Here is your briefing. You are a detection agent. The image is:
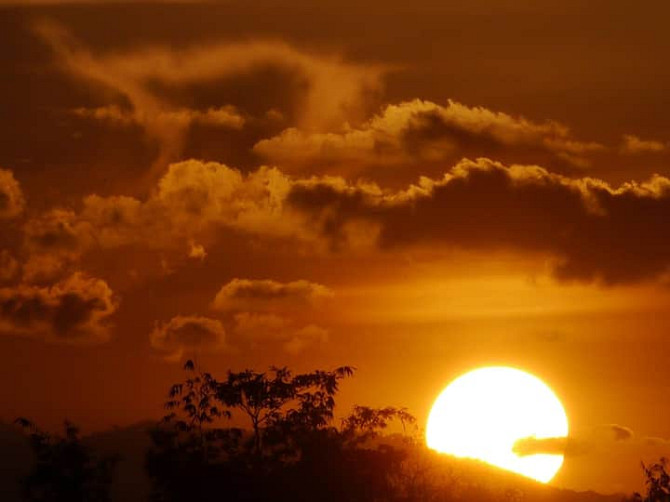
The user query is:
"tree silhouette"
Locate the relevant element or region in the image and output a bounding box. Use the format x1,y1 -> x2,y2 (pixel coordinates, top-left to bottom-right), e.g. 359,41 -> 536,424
342,405 -> 417,439
14,419 -> 117,502
146,361 -> 242,502
145,361 -> 418,502
216,365 -> 354,456
633,458 -> 670,502
162,360 -> 234,453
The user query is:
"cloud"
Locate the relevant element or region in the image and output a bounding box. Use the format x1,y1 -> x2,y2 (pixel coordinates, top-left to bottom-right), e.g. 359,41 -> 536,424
21,208 -> 91,283
0,273 -> 118,344
150,315 -> 227,361
73,103 -> 245,129
152,160 -> 294,237
18,160 -> 300,280
212,278 -> 334,312
232,312 -> 328,354
210,277 -> 333,354
285,157 -> 670,283
514,424 -> 635,458
620,134 -> 667,154
643,436 -> 670,446
513,436 -> 588,457
0,251 -> 19,283
0,168 -> 25,220
188,241 -> 207,260
35,21 -> 386,173
233,311 -> 289,336
18,156 -> 670,285
23,209 -> 86,253
283,324 -> 329,355
595,423 -> 634,441
254,99 -> 604,177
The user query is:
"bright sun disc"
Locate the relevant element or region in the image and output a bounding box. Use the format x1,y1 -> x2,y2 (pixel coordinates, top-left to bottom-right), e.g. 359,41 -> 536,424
426,366 -> 568,483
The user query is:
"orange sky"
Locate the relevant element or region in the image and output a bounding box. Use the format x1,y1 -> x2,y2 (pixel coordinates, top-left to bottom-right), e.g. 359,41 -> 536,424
2,0 -> 670,495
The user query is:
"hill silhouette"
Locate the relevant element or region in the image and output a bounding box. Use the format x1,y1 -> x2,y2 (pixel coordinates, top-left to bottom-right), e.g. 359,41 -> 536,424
0,421 -> 625,502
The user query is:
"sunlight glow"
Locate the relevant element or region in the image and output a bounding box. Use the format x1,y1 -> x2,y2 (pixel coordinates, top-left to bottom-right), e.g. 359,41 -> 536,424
426,366 -> 568,483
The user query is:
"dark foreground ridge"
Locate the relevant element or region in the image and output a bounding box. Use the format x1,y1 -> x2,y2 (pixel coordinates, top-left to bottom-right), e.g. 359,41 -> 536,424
0,362 -> 655,502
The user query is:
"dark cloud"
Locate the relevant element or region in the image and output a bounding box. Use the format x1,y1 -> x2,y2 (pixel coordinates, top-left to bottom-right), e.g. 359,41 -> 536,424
0,272 -> 118,343
150,315 -> 227,361
212,278 -> 334,312
514,424 -> 636,459
513,436 -> 589,458
287,158 -> 670,284
35,21 -> 386,174
21,209 -> 89,283
595,424 -> 634,442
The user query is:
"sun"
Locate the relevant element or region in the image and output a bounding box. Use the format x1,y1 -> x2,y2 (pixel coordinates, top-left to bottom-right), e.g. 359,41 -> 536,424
426,366 -> 568,483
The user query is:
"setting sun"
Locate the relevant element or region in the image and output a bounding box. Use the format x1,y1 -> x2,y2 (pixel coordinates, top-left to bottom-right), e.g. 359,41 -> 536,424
426,367 -> 569,483
4,2 -> 670,499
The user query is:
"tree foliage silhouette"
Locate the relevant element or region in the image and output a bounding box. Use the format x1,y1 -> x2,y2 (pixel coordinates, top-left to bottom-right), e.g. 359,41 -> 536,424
146,361 -> 241,502
14,418 -> 117,502
633,458 -> 670,502
216,365 -> 354,456
342,405 -> 416,439
146,360 -> 417,502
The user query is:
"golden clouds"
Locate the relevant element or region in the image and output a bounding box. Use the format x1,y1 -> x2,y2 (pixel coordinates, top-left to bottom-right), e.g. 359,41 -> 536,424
283,324 -> 329,355
0,168 -> 25,219
150,278 -> 333,361
255,99 -> 604,177
13,153 -> 670,348
73,104 -> 245,131
212,278 -> 334,312
154,160 -> 293,237
18,161 -> 297,277
232,312 -> 328,355
0,272 -> 118,344
7,19 -> 670,356
14,157 -> 670,288
619,134 -> 667,155
215,278 -> 333,355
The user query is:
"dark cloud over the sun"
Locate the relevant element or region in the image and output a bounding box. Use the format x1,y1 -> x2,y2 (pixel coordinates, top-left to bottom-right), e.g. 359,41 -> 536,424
513,424 -> 637,458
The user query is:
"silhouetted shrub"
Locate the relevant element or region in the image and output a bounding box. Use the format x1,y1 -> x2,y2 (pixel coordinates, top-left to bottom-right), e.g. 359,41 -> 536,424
632,458 -> 670,502
15,419 -> 117,502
